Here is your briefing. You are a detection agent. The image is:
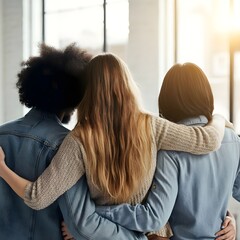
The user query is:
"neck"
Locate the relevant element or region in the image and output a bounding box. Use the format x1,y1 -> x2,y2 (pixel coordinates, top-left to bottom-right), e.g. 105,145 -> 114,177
57,112 -> 65,122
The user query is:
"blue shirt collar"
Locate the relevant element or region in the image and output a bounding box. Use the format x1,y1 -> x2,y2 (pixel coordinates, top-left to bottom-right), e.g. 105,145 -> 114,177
177,115 -> 208,126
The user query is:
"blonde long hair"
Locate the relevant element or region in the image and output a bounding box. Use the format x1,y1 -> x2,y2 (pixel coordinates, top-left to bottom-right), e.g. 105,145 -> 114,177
74,53 -> 152,203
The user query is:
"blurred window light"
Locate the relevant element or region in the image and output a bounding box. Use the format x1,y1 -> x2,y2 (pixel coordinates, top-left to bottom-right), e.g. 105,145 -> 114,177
177,0 -> 231,122
44,0 -> 129,57
44,0 -> 129,128
45,0 -> 103,54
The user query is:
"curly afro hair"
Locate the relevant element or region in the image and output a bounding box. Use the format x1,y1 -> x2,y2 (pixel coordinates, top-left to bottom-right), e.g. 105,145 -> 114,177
16,43 -> 92,113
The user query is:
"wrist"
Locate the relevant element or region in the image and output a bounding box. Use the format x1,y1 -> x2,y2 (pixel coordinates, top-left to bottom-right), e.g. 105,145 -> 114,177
0,162 -> 8,178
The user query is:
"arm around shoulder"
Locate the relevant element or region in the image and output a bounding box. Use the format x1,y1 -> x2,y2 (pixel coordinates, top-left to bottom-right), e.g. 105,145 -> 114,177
58,176 -> 147,240
153,114 -> 226,154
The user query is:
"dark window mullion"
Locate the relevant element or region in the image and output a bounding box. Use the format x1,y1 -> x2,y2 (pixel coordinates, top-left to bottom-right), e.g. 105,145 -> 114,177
42,0 -> 45,43
103,0 -> 107,52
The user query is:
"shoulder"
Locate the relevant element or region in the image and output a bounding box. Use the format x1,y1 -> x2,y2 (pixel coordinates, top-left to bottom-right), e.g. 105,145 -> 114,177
31,121 -> 70,148
0,117 -> 70,149
63,131 -> 79,142
156,149 -> 180,174
157,148 -> 179,161
60,131 -> 83,152
222,128 -> 240,145
0,118 -> 23,132
150,114 -> 163,123
220,128 -> 240,155
149,114 -> 167,129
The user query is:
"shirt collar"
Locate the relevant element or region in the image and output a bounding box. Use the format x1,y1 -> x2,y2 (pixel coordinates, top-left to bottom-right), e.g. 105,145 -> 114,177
25,108 -> 62,125
177,115 -> 208,126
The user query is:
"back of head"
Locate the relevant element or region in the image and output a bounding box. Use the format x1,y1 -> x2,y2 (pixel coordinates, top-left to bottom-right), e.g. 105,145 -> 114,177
158,62 -> 214,122
16,43 -> 92,114
78,53 -> 143,119
75,53 -> 152,202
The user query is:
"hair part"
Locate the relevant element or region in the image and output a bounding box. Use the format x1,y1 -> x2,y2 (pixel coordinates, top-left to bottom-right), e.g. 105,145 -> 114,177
74,53 -> 152,203
158,62 -> 214,123
16,43 -> 92,114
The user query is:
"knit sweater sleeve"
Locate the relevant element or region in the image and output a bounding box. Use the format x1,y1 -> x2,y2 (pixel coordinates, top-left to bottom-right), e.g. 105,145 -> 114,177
151,115 -> 224,154
24,132 -> 85,210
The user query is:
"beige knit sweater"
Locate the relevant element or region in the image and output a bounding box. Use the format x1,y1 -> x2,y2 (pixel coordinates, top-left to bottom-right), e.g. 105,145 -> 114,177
24,115 -> 222,237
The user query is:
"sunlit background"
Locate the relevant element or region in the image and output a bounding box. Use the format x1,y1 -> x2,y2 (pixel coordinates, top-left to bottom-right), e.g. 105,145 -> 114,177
0,0 -> 240,237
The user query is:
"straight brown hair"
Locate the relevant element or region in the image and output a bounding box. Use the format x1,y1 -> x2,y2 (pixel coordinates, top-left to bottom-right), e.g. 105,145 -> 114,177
158,62 -> 214,123
73,53 -> 152,203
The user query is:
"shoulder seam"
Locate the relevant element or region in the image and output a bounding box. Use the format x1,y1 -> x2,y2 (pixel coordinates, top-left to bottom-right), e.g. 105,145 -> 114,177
0,131 -> 62,149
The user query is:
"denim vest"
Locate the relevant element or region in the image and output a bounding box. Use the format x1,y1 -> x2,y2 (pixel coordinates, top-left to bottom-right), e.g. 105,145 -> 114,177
0,108 -> 69,240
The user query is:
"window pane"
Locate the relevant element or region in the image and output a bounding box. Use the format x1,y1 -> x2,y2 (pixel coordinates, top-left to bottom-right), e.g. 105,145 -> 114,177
45,0 -> 101,13
234,52 -> 240,133
177,0 -> 240,236
44,0 -> 105,129
45,0 -> 104,54
177,0 -> 230,121
106,0 -> 129,60
232,0 -> 240,133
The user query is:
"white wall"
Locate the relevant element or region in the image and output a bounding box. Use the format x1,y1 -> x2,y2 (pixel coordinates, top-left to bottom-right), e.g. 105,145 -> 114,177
0,0 -> 43,124
128,0 -> 161,114
0,0 -> 24,124
0,0 -> 3,123
128,0 -> 175,114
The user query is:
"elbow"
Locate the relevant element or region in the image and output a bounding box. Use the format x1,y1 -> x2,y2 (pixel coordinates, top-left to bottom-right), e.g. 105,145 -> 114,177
140,204 -> 164,231
24,198 -> 46,210
150,218 -> 163,232
149,221 -> 163,232
24,183 -> 49,210
24,189 -> 49,210
193,127 -> 222,155
212,140 -> 221,152
208,129 -> 222,153
210,125 -> 224,152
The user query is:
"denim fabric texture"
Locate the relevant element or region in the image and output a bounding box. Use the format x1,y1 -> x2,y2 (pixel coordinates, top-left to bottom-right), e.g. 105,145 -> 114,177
0,108 -> 69,240
96,116 -> 240,239
0,108 -> 147,240
58,176 -> 146,240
